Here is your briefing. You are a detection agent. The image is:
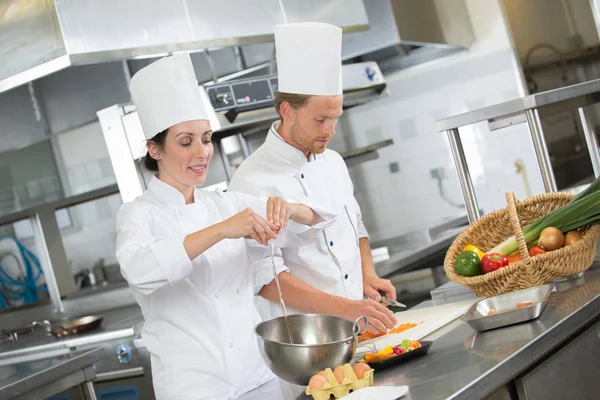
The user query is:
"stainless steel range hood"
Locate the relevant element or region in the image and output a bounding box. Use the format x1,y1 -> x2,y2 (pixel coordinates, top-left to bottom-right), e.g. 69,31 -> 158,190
0,0 -> 369,94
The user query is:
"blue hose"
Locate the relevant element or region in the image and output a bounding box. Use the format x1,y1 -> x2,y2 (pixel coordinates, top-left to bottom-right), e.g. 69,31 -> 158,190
0,236 -> 46,309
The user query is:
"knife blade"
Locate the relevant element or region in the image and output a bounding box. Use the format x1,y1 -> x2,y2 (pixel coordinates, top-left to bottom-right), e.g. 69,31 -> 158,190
380,296 -> 407,308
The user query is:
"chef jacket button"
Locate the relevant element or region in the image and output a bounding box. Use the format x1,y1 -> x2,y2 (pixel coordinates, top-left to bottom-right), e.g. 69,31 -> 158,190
344,274 -> 349,279
229,343 -> 233,348
330,241 -> 334,246
178,210 -> 183,215
301,173 -> 305,179
236,289 -> 240,294
215,293 -> 219,298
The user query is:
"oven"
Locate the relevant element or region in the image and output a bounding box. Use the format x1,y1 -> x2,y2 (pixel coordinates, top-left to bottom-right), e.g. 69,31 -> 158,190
46,335 -> 155,400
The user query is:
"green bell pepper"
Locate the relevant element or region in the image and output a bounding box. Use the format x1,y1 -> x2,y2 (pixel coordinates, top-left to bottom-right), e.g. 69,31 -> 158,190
454,250 -> 482,276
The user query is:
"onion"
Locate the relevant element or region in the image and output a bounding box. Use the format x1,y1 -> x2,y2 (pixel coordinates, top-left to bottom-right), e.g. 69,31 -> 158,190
538,227 -> 564,251
565,231 -> 583,246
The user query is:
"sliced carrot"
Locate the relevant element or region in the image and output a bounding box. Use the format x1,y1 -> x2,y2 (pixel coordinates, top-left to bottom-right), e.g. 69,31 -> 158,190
358,331 -> 386,342
358,322 -> 420,342
516,301 -> 533,308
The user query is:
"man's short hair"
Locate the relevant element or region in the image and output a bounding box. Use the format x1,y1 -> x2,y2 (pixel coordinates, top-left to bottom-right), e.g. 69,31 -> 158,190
274,92 -> 311,118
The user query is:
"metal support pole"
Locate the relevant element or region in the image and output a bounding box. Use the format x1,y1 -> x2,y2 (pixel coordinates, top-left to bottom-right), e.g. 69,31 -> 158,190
525,109 -> 557,192
35,207 -> 76,311
446,129 -> 481,223
238,133 -> 251,158
578,106 -> 600,178
215,139 -> 232,182
82,380 -> 98,400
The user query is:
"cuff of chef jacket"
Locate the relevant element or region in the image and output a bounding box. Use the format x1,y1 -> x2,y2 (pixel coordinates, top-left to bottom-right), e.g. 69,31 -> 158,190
151,235 -> 193,283
284,198 -> 336,245
357,220 -> 370,240
246,197 -> 336,248
252,253 -> 290,294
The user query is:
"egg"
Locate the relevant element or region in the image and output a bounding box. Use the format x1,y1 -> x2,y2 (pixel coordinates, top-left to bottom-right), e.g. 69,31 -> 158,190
308,374 -> 327,391
333,365 -> 346,384
317,371 -> 327,378
353,362 -> 372,379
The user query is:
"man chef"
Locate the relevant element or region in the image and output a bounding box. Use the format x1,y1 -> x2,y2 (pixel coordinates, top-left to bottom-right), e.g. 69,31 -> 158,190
229,22 -> 398,334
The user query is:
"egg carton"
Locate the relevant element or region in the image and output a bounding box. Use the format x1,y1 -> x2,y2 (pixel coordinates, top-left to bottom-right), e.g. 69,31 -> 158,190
305,364 -> 374,400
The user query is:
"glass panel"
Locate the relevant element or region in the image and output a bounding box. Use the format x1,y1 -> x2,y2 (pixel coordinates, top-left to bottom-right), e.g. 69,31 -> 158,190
0,218 -> 49,311
0,139 -> 63,215
52,121 -> 117,196
57,193 -> 125,293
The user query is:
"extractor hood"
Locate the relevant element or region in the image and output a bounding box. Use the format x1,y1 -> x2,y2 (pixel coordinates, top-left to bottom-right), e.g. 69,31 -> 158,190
342,0 -> 475,60
0,0 -> 369,94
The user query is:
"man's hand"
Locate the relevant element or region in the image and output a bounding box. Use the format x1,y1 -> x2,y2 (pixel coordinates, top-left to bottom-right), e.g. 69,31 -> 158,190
363,274 -> 397,303
342,299 -> 397,334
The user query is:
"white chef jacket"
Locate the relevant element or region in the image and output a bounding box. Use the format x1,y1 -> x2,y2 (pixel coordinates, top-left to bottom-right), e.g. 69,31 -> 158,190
228,121 -> 368,321
115,176 -> 333,400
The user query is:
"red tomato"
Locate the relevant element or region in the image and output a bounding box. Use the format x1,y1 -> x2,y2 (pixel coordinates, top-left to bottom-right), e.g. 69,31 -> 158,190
529,246 -> 546,257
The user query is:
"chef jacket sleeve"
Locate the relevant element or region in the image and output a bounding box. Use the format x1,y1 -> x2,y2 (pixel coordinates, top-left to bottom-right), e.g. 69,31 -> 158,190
223,191 -> 336,248
247,245 -> 290,295
353,195 -> 369,239
340,154 -> 370,240
115,202 -> 194,296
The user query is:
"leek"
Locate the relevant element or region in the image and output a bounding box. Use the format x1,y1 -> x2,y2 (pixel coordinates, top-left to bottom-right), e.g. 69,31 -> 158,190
488,176 -> 600,255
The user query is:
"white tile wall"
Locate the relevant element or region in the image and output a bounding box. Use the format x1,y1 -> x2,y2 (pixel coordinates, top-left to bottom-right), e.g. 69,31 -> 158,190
337,3 -> 547,243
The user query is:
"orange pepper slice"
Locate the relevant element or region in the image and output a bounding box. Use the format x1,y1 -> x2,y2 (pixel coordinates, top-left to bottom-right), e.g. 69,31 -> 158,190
364,353 -> 396,363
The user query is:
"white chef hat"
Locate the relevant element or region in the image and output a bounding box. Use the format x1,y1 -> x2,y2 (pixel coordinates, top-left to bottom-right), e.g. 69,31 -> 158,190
129,53 -> 219,140
275,22 -> 343,96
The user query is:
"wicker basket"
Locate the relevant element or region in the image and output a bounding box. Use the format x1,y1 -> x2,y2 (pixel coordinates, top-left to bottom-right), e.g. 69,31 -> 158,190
444,191 -> 600,297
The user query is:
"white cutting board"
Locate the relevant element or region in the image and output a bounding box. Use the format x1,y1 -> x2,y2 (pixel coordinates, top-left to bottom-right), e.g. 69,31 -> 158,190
356,298 -> 478,354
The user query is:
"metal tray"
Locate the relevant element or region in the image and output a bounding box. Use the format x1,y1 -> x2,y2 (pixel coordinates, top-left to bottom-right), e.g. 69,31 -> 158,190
461,284 -> 553,332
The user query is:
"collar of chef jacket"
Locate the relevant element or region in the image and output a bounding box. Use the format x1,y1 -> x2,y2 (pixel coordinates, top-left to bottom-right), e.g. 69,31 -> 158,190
147,174 -> 203,206
266,121 -> 319,168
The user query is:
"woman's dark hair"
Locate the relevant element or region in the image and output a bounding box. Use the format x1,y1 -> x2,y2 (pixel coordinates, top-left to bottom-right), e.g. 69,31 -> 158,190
143,128 -> 169,171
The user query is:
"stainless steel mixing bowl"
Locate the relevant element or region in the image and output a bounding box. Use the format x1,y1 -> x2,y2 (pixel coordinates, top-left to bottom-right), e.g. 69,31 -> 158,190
254,314 -> 367,385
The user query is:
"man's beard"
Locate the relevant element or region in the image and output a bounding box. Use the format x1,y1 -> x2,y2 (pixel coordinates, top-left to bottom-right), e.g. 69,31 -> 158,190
290,122 -> 328,155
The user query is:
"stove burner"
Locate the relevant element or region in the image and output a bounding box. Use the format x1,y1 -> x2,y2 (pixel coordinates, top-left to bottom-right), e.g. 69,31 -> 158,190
0,320 -> 51,344
0,332 -> 18,344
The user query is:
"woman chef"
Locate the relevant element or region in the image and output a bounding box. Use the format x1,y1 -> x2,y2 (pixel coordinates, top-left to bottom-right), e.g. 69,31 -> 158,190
115,53 -> 334,400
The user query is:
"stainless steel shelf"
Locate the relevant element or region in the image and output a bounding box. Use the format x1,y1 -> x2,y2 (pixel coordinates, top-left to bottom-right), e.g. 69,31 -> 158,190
437,79 -> 600,223
436,78 -> 600,131
0,184 -> 119,226
0,184 -> 120,315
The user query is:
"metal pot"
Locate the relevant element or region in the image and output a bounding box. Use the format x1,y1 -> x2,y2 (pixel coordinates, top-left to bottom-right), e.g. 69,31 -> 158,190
254,314 -> 367,385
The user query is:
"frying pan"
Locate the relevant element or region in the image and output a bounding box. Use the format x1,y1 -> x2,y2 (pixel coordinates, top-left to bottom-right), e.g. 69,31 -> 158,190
1,315 -> 104,340
49,315 -> 104,338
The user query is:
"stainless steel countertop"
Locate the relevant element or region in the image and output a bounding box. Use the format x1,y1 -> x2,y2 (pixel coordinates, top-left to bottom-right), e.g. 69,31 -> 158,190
436,77 -> 600,131
0,347 -> 105,400
0,305 -> 143,365
293,267 -> 600,400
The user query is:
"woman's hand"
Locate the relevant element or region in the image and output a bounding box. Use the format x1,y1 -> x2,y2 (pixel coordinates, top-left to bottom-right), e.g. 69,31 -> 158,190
266,196 -> 296,233
220,208 -> 278,246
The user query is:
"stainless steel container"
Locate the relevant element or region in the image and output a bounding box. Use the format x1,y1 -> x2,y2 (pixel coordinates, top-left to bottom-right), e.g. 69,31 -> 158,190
461,284 -> 553,332
254,314 -> 367,385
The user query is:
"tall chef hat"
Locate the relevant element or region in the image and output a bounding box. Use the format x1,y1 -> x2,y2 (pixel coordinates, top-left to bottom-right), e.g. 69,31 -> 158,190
275,22 -> 343,96
129,52 -> 219,140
